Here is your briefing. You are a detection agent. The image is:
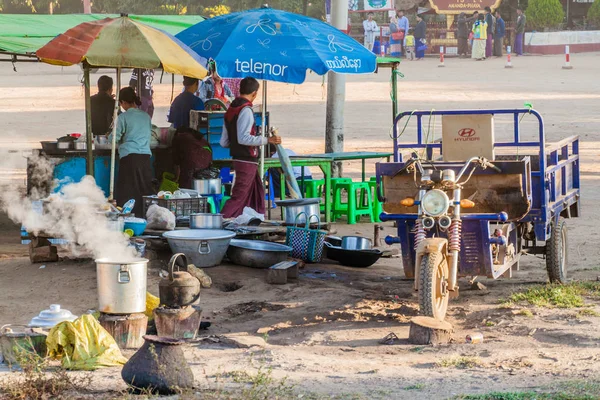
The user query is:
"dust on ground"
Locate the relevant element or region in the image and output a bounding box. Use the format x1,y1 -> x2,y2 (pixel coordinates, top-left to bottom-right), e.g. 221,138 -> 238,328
1,53 -> 600,399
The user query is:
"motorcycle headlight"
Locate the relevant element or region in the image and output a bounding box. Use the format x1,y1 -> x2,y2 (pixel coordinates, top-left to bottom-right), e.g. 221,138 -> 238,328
421,189 -> 450,217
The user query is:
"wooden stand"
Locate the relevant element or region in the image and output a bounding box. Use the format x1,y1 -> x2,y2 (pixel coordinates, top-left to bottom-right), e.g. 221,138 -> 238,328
98,312 -> 147,350
408,316 -> 453,345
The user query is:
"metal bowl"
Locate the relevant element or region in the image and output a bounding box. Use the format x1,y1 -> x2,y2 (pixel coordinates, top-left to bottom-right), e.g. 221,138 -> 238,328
226,239 -> 292,269
324,242 -> 382,268
341,236 -> 372,250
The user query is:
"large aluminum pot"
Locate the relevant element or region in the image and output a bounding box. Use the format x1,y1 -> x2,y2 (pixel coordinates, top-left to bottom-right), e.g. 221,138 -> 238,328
163,229 -> 235,268
190,213 -> 223,229
226,239 -> 292,269
276,198 -> 321,224
96,258 -> 148,314
193,178 -> 221,195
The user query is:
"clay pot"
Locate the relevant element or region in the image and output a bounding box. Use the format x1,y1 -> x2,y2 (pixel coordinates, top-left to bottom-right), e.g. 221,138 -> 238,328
121,335 -> 194,394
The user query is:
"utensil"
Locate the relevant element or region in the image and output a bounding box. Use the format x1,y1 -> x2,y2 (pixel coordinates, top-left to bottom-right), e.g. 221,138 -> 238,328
29,304 -> 77,328
95,258 -> 149,314
226,239 -> 292,268
276,198 -> 321,224
324,242 -> 382,268
57,141 -> 72,150
325,236 -> 343,247
159,253 -> 201,307
41,141 -> 58,153
162,229 -> 235,268
124,217 -> 147,236
341,236 -> 372,250
192,178 -> 221,195
190,213 -> 223,229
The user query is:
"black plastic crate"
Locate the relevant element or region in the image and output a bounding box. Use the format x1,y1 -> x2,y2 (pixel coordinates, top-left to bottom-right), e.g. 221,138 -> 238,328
143,196 -> 208,218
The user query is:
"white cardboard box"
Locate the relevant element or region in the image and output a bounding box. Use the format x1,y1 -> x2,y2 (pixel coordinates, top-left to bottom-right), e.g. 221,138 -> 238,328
442,114 -> 495,162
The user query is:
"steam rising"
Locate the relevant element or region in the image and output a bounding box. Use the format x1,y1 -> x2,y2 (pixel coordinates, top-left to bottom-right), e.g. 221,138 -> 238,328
0,153 -> 136,261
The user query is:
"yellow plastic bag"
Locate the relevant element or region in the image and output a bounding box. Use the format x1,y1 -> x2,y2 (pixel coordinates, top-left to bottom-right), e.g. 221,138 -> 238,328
145,292 -> 160,320
46,314 -> 127,370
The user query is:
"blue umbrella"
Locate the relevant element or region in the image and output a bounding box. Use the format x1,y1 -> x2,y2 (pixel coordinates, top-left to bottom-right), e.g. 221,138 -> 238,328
176,7 -> 377,84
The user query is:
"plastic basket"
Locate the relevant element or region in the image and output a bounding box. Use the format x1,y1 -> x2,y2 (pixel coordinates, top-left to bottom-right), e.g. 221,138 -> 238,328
285,213 -> 327,263
142,196 -> 208,218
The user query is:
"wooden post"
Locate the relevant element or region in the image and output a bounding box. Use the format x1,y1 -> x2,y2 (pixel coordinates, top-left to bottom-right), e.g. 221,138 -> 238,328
408,316 -> 453,345
109,67 -> 122,200
83,64 -> 94,177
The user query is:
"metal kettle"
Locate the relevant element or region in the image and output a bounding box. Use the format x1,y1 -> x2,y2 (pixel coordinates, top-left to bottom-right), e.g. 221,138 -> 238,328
159,253 -> 201,307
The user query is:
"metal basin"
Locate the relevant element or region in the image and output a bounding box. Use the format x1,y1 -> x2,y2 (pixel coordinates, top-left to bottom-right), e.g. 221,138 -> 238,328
226,239 -> 292,269
341,236 -> 372,250
325,242 -> 382,268
163,229 -> 235,268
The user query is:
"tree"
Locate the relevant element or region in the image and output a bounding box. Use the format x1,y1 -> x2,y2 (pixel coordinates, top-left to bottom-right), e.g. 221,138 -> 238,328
526,0 -> 564,31
588,0 -> 600,28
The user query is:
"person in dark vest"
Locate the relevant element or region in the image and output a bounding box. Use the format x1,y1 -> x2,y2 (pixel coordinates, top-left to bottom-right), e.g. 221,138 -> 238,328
219,77 -> 282,218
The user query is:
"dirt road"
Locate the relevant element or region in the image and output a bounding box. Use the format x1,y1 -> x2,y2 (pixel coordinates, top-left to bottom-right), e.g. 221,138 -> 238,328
1,53 -> 600,399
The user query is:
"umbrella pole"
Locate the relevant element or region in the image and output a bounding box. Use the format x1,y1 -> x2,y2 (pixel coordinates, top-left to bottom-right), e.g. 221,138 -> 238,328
260,80 -> 267,179
83,65 -> 94,177
109,67 -> 122,201
391,63 -> 399,123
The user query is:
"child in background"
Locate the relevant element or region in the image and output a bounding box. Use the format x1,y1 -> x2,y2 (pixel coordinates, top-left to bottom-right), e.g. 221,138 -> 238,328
404,29 -> 416,60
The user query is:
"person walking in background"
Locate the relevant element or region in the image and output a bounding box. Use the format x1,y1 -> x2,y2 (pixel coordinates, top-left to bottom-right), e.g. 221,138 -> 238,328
414,14 -> 427,60
457,13 -> 470,57
484,7 -> 495,59
494,10 -> 505,57
404,29 -> 416,60
129,69 -> 154,118
363,12 -> 378,52
472,14 -> 487,61
515,8 -> 526,56
389,16 -> 403,58
396,10 -> 410,55
90,75 -> 115,136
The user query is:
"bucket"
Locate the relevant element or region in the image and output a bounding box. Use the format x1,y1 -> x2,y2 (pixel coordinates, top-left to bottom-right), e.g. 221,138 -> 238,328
95,258 -> 148,314
0,325 -> 47,366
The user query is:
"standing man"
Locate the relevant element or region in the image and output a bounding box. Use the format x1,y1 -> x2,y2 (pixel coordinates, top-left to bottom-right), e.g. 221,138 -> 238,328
515,8 -> 526,56
363,12 -> 378,52
220,77 -> 282,218
494,10 -> 505,57
457,13 -> 470,57
414,14 -> 427,60
396,10 -> 410,55
129,69 -> 155,118
168,77 -> 205,129
484,7 -> 495,59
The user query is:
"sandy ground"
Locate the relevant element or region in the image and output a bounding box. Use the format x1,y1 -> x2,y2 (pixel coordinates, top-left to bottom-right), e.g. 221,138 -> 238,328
1,53 -> 600,399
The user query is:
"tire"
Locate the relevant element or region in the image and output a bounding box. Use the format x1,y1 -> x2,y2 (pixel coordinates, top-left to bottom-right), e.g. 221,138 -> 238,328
546,217 -> 568,284
418,252 -> 450,321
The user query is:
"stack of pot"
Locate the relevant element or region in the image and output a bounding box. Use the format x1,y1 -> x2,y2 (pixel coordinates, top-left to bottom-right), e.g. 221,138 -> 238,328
154,254 -> 202,340
96,258 -> 149,349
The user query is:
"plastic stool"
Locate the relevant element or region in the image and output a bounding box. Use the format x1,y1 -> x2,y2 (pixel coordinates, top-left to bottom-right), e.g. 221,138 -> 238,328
221,195 -> 230,210
367,178 -> 383,223
332,181 -> 374,224
303,178 -> 325,199
206,196 -> 217,214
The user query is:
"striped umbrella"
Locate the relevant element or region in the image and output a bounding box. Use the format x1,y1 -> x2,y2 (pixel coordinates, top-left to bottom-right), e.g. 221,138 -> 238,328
36,15 -> 208,78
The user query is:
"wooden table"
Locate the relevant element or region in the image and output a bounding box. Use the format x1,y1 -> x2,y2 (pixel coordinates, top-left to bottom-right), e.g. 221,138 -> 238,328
212,157 -> 333,223
294,151 -> 393,182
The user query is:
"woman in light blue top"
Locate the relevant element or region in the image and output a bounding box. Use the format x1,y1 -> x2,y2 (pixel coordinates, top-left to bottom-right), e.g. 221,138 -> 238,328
109,87 -> 154,217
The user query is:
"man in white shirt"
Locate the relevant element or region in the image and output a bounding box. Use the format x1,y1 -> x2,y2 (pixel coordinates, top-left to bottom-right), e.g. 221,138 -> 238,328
363,13 -> 378,52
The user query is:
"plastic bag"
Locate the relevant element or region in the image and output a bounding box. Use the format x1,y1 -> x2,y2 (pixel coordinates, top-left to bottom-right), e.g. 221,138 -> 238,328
159,172 -> 179,193
145,292 -> 160,320
46,314 -> 127,370
231,207 -> 265,226
146,204 -> 176,230
193,166 -> 220,179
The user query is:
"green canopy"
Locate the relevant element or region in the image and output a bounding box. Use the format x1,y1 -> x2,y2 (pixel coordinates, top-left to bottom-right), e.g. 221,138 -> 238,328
0,14 -> 205,55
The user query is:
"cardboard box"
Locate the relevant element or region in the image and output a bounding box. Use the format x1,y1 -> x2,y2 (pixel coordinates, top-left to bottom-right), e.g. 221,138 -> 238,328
442,114 -> 495,162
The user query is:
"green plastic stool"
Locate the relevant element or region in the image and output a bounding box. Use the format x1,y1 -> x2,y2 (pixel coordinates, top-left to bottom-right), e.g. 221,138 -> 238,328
367,178 -> 383,223
332,181 -> 374,224
303,178 -> 325,199
206,196 -> 217,214
329,178 -> 352,215
220,195 -> 231,211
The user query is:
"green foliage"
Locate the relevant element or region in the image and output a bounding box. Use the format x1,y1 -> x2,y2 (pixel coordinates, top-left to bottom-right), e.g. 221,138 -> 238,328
526,0 -> 565,31
588,0 -> 600,27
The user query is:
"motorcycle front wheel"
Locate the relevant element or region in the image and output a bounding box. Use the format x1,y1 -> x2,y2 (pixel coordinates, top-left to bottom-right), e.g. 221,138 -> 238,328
418,252 -> 450,321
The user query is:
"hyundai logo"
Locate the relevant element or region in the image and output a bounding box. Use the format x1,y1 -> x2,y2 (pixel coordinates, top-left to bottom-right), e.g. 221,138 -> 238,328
458,128 -> 476,138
